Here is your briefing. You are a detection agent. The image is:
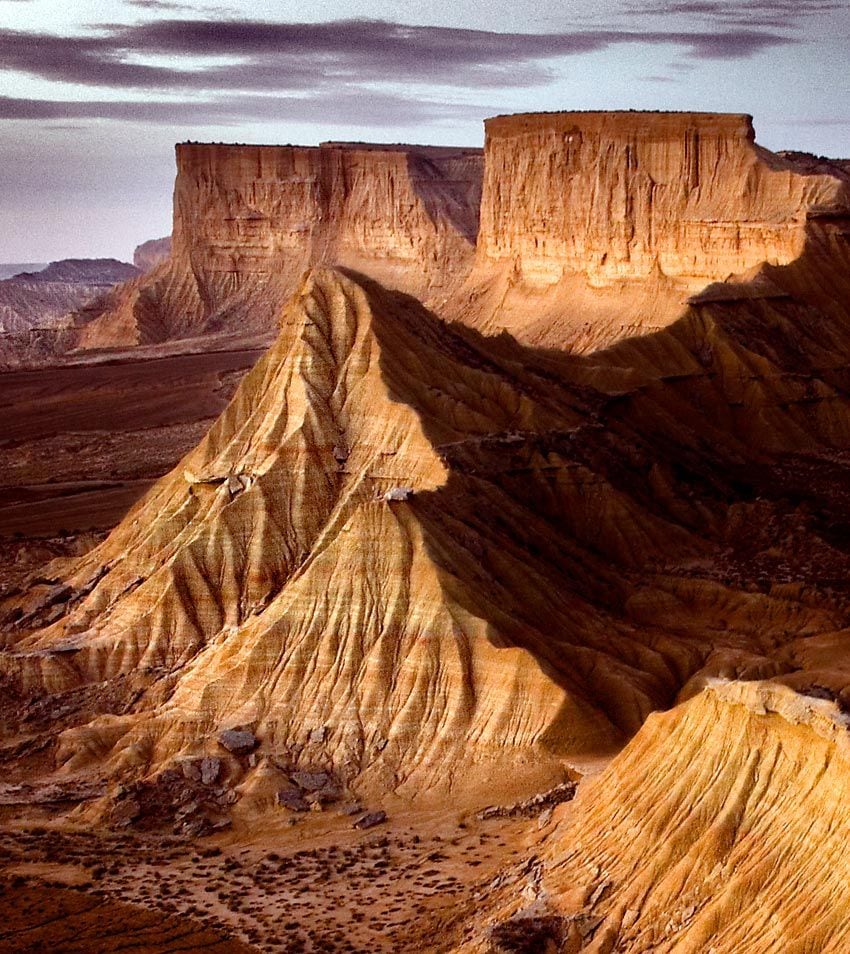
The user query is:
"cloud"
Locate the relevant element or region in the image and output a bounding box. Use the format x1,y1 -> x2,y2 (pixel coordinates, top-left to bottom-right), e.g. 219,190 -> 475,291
0,91 -> 496,127
0,18 -> 804,100
124,0 -> 236,13
623,0 -> 846,28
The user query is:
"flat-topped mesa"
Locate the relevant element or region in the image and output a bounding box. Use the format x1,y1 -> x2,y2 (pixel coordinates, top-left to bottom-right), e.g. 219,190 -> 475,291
77,140 -> 482,349
477,111 -> 849,288
173,140 -> 483,302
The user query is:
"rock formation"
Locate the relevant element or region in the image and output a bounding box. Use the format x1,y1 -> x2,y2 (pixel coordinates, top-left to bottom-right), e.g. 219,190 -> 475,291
80,142 -> 482,349
3,113 -> 850,950
0,258 -> 139,335
476,680 -> 850,952
133,236 -> 171,272
458,111 -> 850,349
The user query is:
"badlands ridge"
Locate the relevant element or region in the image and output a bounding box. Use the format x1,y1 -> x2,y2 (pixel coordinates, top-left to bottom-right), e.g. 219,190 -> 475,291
2,111 -> 850,951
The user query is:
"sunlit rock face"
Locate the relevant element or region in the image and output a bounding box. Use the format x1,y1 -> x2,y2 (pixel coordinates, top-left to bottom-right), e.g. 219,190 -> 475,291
5,112 -> 850,832
477,111 -> 844,286
79,142 -> 483,349
468,681 -> 850,953
461,111 -> 850,351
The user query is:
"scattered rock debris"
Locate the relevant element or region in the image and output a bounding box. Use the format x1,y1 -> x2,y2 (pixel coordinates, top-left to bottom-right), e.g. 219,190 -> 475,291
477,781 -> 577,821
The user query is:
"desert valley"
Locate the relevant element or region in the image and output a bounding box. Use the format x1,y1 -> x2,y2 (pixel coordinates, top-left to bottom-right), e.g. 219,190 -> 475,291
2,106 -> 850,952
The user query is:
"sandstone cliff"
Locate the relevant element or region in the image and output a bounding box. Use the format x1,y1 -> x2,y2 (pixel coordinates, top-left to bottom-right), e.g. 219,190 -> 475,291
133,236 -> 171,272
80,142 -> 482,349
459,111 -> 850,349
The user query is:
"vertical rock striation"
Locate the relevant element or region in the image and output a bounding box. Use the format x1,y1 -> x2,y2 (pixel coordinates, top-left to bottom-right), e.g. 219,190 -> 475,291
462,111 -> 850,348
79,142 -> 482,349
478,111 -> 845,285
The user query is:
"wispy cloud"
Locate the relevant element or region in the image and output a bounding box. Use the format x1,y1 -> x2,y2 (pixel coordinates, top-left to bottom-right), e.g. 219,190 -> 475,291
623,0 -> 845,28
0,91 -> 497,127
0,17 -> 804,103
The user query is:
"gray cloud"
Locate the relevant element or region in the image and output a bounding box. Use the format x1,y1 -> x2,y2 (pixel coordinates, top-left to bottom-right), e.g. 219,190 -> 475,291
0,18 -> 803,101
623,0 -> 846,28
125,0 -> 237,13
0,91 -> 496,127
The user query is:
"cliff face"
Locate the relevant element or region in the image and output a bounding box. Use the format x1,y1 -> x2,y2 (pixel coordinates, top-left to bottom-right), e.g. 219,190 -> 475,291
477,112 -> 846,285
174,142 -> 480,292
462,111 -> 850,349
80,142 -> 482,349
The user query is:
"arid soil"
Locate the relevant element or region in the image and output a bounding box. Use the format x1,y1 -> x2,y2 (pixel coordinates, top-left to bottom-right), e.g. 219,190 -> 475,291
0,343 -> 265,539
0,807 -> 553,953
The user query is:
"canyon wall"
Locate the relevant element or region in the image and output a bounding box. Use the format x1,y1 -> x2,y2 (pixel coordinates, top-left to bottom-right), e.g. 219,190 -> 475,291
78,112 -> 850,354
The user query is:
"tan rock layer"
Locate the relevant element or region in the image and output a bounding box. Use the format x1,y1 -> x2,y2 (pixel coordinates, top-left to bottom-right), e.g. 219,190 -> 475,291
491,681 -> 850,953
79,142 -> 483,349
477,111 -> 846,286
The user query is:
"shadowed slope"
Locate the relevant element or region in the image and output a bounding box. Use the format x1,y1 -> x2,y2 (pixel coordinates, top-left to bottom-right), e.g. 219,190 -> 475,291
7,243 -> 850,807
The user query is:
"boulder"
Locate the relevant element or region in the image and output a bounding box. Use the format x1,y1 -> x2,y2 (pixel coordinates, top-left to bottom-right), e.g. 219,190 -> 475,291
383,487 -> 414,502
277,789 -> 310,812
218,729 -> 258,756
200,756 -> 222,785
353,810 -> 387,830
291,770 -> 332,792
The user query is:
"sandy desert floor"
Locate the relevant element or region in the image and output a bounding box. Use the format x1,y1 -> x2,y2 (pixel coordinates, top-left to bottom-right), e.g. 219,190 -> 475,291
0,341 -> 265,540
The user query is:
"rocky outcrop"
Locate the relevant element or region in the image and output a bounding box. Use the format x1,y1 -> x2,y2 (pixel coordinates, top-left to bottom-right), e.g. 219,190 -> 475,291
477,111 -> 847,285
133,237 -> 171,272
474,682 -> 850,952
5,112 -> 850,821
80,142 -> 482,349
8,215 -> 850,801
0,258 -> 139,336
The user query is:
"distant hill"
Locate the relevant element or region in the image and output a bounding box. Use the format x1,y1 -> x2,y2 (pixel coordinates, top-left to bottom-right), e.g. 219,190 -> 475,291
0,263 -> 46,280
133,236 -> 171,272
0,257 -> 139,339
8,258 -> 139,286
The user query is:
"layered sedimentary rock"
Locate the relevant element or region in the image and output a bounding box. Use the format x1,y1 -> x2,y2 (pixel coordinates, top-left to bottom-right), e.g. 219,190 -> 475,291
8,219 -> 850,803
4,113 -> 850,828
460,111 -> 850,349
80,142 -> 482,349
475,681 -> 850,953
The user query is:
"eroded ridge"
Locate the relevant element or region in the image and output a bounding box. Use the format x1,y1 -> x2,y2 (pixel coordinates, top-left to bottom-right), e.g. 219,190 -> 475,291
472,680 -> 850,953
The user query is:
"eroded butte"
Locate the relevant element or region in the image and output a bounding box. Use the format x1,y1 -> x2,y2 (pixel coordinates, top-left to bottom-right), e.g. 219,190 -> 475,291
2,111 -> 850,953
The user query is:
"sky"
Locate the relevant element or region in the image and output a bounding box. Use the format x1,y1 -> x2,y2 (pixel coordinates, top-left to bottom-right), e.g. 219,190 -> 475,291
0,0 -> 848,262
